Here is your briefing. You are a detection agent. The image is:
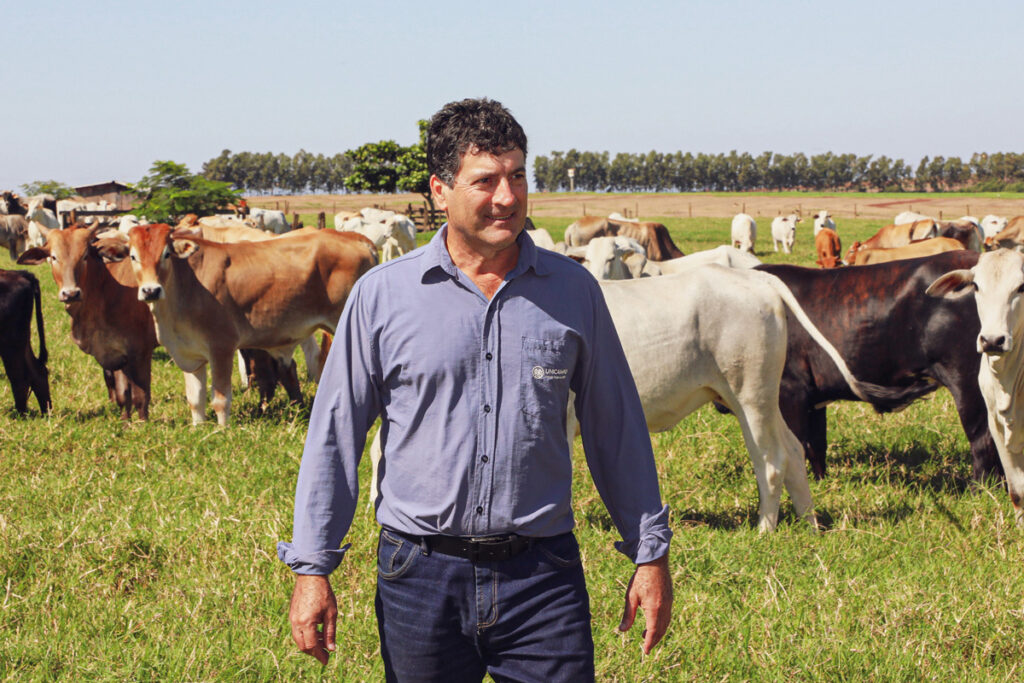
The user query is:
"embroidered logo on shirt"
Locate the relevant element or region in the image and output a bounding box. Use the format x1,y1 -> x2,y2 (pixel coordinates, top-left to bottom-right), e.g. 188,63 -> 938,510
532,366 -> 568,380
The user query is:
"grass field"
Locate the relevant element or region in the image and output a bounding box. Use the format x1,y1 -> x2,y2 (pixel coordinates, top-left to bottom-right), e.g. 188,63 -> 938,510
3,214 -> 1024,681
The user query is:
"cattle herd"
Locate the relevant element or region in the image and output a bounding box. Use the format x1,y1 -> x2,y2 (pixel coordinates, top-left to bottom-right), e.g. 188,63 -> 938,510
4,192 -> 1024,528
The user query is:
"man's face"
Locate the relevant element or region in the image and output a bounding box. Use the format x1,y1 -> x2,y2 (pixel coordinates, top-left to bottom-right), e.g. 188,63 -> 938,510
431,146 -> 528,256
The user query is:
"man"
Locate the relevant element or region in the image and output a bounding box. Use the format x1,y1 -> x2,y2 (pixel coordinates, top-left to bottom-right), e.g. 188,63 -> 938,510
279,98 -> 672,681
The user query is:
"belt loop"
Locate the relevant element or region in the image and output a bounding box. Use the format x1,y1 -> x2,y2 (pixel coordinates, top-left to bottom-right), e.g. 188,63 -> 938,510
419,536 -> 431,556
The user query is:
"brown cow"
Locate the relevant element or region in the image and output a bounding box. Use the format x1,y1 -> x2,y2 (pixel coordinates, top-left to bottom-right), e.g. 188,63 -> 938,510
18,225 -> 157,420
0,215 -> 28,260
846,219 -> 938,263
111,224 -> 376,425
984,216 -> 1024,251
814,228 -> 842,268
563,215 -> 684,260
851,237 -> 964,266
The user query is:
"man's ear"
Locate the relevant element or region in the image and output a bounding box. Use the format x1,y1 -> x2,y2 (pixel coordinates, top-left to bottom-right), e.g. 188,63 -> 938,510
429,174 -> 449,212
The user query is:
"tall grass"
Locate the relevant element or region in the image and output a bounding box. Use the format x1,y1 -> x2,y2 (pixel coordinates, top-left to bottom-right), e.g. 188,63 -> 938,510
2,218 -> 1023,681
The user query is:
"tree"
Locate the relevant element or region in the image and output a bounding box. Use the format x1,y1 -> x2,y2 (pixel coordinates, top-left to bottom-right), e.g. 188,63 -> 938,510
19,180 -> 76,199
130,160 -> 241,223
344,140 -> 403,194
396,120 -> 432,209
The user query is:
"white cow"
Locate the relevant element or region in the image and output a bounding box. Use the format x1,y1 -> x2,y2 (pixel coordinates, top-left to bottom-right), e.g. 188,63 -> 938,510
771,214 -> 801,254
525,227 -> 556,251
731,213 -> 757,254
812,210 -> 836,236
894,211 -> 932,225
336,212 -> 417,262
248,207 -> 290,234
654,246 -> 762,275
25,204 -> 60,248
981,215 -> 1009,240
582,236 -> 649,280
565,266 -> 894,531
927,248 -> 1024,526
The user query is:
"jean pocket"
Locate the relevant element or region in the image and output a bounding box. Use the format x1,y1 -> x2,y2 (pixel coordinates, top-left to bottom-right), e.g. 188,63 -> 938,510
377,530 -> 420,580
520,337 -> 573,420
536,534 -> 582,568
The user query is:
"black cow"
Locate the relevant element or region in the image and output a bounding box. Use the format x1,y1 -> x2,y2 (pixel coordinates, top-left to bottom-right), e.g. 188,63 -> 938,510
0,269 -> 51,414
759,251 -> 1001,482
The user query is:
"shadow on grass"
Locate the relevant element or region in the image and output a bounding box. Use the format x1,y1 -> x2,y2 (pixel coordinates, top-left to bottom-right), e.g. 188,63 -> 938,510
830,442 -> 972,495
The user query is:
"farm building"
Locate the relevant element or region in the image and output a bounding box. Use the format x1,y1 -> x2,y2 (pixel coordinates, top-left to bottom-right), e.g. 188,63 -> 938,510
73,181 -> 135,211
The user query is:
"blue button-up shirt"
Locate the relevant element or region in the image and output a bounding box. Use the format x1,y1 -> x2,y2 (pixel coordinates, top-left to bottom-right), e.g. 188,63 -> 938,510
278,228 -> 671,575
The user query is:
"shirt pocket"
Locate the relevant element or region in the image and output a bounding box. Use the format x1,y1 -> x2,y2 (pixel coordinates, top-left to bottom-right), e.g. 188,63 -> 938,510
520,336 -> 573,420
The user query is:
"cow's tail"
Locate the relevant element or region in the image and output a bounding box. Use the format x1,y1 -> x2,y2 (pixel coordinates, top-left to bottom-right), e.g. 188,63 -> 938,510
759,271 -> 934,412
29,271 -> 47,366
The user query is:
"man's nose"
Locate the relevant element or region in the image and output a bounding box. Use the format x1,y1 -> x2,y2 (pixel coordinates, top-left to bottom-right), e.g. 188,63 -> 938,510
493,177 -> 515,205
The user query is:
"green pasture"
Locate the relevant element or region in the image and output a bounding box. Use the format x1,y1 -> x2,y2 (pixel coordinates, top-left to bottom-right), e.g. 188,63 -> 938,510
2,217 -> 1024,681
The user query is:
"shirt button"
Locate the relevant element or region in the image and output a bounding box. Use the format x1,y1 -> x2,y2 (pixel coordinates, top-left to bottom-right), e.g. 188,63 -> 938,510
484,404 -> 491,413
481,455 -> 489,463
485,352 -> 493,360
476,506 -> 484,514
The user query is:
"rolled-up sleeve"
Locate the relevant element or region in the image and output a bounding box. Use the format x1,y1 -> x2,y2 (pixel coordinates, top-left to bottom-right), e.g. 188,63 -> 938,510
573,282 -> 671,565
277,278 -> 382,575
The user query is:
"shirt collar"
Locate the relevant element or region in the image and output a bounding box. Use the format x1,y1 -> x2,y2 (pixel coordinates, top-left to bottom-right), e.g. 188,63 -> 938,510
420,224 -> 552,282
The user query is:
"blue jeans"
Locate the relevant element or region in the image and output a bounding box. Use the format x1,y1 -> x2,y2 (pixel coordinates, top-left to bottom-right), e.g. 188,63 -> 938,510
375,528 -> 595,683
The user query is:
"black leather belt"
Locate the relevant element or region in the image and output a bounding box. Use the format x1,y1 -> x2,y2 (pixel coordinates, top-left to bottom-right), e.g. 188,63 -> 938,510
389,529 -> 533,562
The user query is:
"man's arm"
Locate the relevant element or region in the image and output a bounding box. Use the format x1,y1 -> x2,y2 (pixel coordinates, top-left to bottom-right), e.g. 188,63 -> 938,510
618,553 -> 673,654
289,575 -> 338,665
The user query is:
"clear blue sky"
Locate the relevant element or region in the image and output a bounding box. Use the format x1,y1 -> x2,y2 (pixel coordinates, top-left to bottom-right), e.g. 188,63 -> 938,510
5,0 -> 1021,191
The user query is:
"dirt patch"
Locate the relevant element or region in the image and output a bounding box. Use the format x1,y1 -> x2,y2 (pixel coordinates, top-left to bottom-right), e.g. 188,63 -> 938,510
248,192 -> 1024,223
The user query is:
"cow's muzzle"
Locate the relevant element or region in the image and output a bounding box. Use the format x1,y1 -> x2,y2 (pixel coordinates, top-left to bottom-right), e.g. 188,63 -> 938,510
978,334 -> 1012,354
59,288 -> 81,303
138,285 -> 164,301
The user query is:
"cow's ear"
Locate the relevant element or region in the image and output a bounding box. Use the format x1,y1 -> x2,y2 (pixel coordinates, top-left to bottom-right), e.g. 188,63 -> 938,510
171,238 -> 200,258
93,238 -> 129,263
16,247 -> 50,265
926,269 -> 975,298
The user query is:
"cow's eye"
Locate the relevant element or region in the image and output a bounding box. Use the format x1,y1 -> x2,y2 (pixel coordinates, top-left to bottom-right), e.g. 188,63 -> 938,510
969,282 -> 979,292
1017,283 -> 1024,294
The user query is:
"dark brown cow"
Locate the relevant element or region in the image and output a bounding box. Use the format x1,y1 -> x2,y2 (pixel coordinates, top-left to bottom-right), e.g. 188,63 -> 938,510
18,225 -> 157,420
0,269 -> 50,414
758,251 -> 1001,482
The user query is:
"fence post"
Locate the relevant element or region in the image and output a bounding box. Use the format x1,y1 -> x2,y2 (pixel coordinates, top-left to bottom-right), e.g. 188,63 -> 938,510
967,204 -> 970,216
292,213 -> 301,230
318,212 -> 325,229
688,203 -> 692,218
939,210 -> 943,220
582,203 -> 586,216
854,204 -> 858,217
635,201 -> 639,217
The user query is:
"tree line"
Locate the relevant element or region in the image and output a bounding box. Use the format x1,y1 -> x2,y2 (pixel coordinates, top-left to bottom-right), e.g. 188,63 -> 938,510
532,150 -> 1024,193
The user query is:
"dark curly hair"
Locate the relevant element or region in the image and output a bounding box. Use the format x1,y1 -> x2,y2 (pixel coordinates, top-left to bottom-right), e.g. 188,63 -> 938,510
427,98 -> 528,186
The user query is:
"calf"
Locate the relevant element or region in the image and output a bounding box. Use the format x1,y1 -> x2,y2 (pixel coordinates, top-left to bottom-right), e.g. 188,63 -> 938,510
984,216 -> 1024,251
771,214 -> 801,254
758,252 -> 1001,481
0,269 -> 51,414
927,249 -> 1024,524
814,228 -> 842,268
18,225 -> 157,420
731,213 -> 757,254
813,210 -> 836,236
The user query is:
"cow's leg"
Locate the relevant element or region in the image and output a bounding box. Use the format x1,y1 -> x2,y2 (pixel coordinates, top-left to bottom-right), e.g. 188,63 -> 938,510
27,354 -> 50,414
778,420 -> 818,529
988,416 -> 1024,526
727,400 -> 786,532
940,366 -> 1003,481
806,407 -> 829,478
183,366 -> 208,424
277,356 -> 303,405
236,350 -> 250,390
113,370 -> 132,420
102,367 -> 118,405
126,352 -> 152,421
300,335 -> 321,382
209,355 -> 233,426
0,348 -> 31,414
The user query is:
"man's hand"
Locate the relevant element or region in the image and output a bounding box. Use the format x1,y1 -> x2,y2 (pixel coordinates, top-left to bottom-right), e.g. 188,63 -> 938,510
289,574 -> 338,665
618,553 -> 673,654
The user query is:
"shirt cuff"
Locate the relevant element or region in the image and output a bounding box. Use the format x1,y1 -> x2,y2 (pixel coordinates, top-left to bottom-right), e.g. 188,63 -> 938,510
277,542 -> 351,575
614,504 -> 672,564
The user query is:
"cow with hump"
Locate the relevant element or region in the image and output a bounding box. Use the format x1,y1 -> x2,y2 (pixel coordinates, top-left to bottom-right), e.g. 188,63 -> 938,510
0,269 -> 50,414
18,224 -> 157,420
565,265 -> 911,532
927,248 -> 1024,524
111,223 -> 376,425
758,252 -> 1001,482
